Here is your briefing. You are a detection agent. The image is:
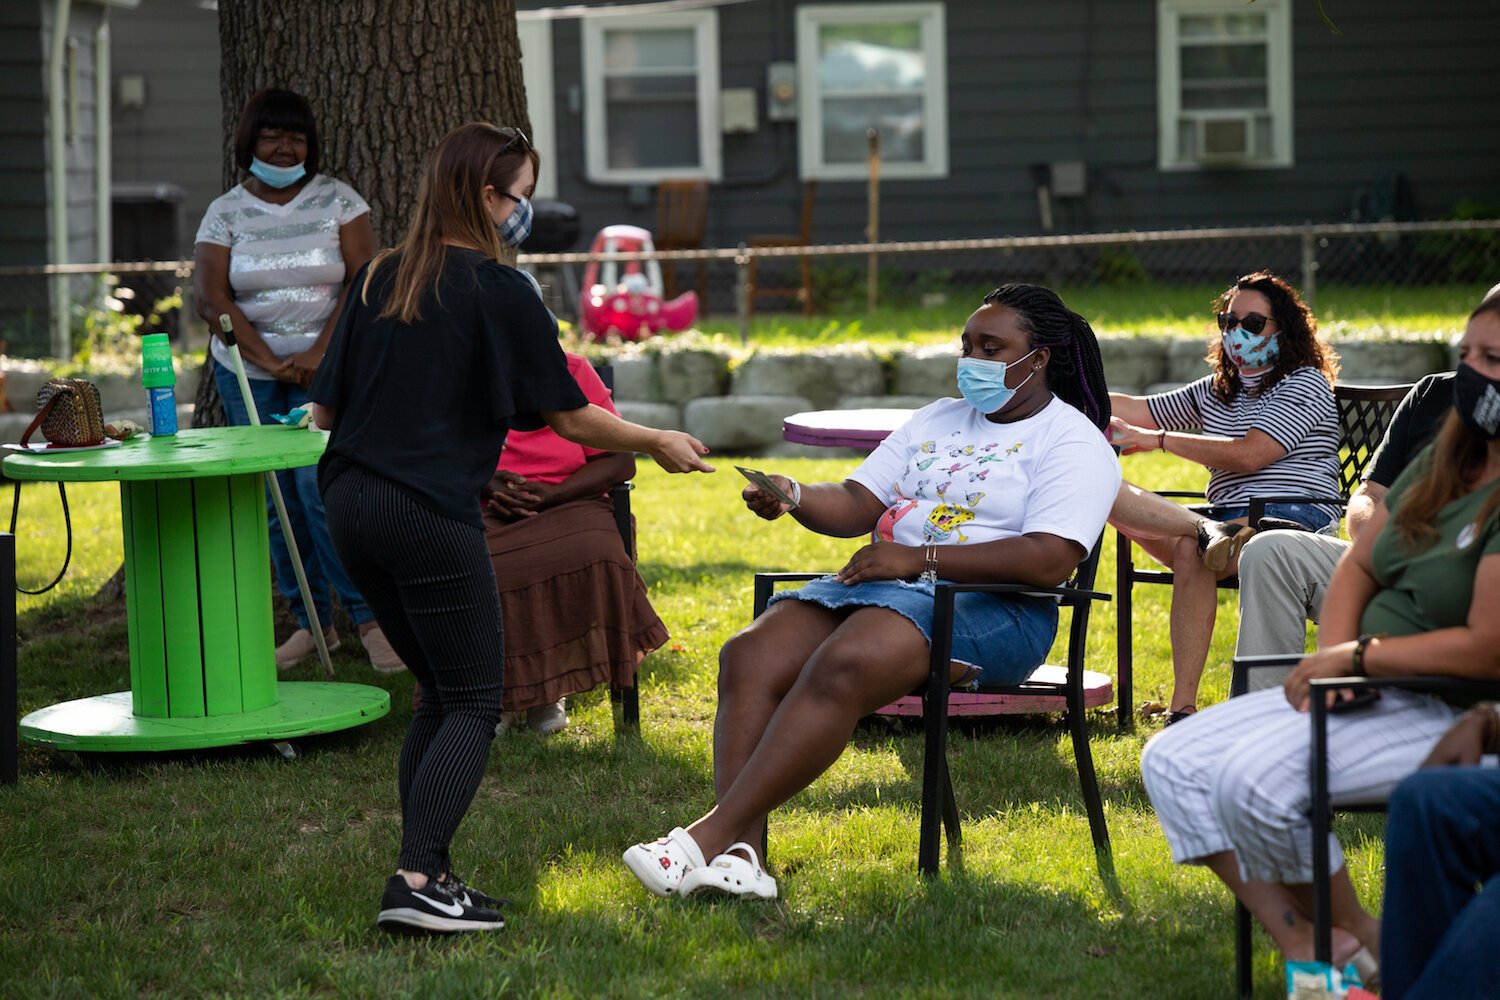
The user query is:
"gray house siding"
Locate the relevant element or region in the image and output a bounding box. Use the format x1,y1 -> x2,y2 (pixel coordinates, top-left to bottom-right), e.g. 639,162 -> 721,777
110,0 -> 222,258
0,3 -> 48,350
1,1 -> 111,353
42,0 -> 108,270
0,3 -> 47,268
522,0 -> 1500,247
3,0 -> 1493,298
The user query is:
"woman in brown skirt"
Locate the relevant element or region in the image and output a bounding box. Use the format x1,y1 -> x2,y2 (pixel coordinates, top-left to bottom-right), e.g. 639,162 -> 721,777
482,351 -> 668,733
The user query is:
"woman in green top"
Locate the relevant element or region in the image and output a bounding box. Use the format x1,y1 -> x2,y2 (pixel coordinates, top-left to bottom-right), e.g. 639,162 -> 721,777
1139,294 -> 1500,993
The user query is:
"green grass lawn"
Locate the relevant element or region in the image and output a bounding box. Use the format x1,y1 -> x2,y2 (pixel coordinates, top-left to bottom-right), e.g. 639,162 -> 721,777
0,454 -> 1384,998
691,282 -> 1486,348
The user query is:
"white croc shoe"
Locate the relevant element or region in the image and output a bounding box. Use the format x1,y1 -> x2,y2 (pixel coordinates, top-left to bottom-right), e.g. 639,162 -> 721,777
623,827 -> 706,898
680,842 -> 778,900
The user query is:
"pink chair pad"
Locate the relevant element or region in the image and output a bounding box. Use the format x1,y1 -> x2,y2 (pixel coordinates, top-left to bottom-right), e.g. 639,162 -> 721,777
873,664 -> 1113,717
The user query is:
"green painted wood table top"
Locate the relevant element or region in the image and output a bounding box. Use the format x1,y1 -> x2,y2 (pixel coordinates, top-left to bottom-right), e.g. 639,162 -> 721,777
2,426 -> 326,482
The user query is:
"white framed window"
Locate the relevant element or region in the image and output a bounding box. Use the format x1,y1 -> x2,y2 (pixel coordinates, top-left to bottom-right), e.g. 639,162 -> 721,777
1157,0 -> 1293,170
581,11 -> 721,184
516,17 -> 557,199
796,3 -> 948,181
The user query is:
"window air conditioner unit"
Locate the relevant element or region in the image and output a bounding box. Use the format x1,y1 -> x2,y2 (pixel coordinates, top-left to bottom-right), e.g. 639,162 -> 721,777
1194,114 -> 1256,163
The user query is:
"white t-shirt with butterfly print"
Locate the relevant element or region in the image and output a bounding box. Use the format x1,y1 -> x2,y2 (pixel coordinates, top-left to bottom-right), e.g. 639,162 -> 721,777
847,396 -> 1121,553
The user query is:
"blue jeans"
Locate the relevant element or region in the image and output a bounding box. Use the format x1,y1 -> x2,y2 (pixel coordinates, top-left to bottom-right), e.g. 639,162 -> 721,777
1382,767 -> 1500,999
1206,502 -> 1337,533
213,364 -> 372,630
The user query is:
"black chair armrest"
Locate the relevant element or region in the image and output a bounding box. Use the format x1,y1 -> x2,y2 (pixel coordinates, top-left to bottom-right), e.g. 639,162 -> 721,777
932,580 -> 1111,605
609,482 -> 635,560
926,581 -> 1108,692
1307,675 -> 1500,699
752,571 -> 829,618
1231,653 -> 1302,697
1299,675 -> 1500,967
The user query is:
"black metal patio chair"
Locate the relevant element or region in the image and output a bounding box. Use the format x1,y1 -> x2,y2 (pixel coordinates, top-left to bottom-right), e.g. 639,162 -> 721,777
752,533 -> 1114,878
1225,656 -> 1500,998
1115,383 -> 1412,726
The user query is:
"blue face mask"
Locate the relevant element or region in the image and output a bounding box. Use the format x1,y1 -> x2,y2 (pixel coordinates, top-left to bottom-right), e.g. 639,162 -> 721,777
497,195 -> 534,248
1221,325 -> 1280,370
956,350 -> 1038,414
248,157 -> 307,189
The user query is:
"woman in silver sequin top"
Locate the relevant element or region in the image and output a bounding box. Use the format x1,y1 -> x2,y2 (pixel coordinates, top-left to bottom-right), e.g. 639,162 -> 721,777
192,88 -> 399,674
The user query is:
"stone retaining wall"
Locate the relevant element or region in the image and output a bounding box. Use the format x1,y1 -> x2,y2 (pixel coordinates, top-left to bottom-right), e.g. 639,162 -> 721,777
608,337 -> 1457,454
0,337 -> 1456,451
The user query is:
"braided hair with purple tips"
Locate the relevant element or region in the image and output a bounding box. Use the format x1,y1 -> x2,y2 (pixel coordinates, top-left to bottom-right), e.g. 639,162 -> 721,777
982,283 -> 1111,433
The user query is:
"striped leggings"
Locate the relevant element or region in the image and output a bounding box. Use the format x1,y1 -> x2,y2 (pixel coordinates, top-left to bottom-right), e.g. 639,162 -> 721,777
1140,686 -> 1459,884
323,465 -> 505,878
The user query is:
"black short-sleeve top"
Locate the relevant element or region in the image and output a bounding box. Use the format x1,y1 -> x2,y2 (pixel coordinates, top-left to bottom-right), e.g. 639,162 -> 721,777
310,247 -> 588,527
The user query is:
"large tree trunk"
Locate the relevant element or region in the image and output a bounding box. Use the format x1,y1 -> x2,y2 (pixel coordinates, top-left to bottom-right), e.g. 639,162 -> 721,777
144,3 -> 529,610
218,0 -> 531,244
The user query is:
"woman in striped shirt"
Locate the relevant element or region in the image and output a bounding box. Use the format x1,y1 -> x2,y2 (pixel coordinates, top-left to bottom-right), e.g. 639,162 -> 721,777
1107,272 -> 1340,723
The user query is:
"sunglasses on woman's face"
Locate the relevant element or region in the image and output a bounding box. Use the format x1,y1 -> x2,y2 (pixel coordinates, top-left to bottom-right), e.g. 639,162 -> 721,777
1217,311 -> 1272,336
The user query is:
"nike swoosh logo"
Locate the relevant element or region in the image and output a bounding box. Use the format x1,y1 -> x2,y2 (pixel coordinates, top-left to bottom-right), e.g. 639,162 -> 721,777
415,893 -> 465,917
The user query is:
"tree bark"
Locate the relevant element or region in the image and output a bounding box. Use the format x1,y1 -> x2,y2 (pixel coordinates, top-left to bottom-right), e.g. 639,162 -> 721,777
218,0 -> 531,244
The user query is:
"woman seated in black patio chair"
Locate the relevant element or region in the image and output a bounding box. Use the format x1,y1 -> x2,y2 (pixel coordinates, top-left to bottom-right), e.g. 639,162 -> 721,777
1140,294 -> 1500,998
1107,271 -> 1341,724
620,283 -> 1119,901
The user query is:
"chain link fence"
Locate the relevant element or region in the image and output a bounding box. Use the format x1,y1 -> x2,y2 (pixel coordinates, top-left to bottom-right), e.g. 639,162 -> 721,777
2,219 -> 1497,358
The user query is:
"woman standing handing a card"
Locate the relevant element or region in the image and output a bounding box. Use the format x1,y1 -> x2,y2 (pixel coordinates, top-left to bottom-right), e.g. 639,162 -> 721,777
621,283 -> 1120,901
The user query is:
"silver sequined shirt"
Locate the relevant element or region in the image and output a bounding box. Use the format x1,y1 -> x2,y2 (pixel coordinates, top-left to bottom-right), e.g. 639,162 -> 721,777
195,174 -> 370,379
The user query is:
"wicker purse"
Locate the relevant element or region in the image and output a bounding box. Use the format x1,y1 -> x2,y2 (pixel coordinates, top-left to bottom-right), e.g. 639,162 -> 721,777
19,377 -> 106,448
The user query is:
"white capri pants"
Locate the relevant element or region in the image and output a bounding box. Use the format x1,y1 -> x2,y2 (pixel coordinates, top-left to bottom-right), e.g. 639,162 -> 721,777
1140,686 -> 1459,884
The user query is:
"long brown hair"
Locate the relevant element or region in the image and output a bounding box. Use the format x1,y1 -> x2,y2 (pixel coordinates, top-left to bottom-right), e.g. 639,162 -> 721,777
1393,297 -> 1500,549
1207,271 -> 1339,403
364,123 -> 539,323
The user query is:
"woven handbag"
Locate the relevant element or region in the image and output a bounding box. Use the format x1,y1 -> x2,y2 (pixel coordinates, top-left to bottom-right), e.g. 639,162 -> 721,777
19,377 -> 105,448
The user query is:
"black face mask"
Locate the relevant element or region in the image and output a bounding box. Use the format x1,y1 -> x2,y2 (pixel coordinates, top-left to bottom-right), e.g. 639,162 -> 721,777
1454,363 -> 1500,440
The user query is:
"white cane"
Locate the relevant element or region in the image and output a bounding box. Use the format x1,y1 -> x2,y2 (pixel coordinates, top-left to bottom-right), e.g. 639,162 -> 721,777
217,314 -> 336,681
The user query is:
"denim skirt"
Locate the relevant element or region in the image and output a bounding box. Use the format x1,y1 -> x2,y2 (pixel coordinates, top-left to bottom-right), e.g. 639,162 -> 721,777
766,576 -> 1059,686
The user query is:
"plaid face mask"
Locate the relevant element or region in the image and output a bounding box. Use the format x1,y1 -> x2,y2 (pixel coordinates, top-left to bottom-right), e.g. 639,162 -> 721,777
497,195 -> 534,248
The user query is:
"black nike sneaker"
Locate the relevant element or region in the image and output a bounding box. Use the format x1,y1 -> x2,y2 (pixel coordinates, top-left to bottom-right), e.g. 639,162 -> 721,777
440,872 -> 508,912
376,874 -> 506,934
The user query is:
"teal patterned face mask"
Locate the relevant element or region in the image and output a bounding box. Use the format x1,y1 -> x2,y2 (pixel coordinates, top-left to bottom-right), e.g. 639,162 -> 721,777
1221,325 -> 1280,370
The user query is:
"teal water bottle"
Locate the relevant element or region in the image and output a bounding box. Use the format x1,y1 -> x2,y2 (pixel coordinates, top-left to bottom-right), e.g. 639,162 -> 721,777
141,333 -> 177,436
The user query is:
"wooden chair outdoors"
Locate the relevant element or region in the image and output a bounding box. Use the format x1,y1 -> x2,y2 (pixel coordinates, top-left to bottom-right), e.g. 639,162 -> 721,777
1114,382 -> 1412,726
655,180 -> 709,302
1227,656 -> 1500,998
752,533 -> 1115,879
748,181 -> 817,318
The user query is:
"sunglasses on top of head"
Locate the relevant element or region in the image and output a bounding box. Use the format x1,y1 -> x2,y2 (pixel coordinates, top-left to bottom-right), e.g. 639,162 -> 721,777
1217,311 -> 1273,336
499,127 -> 531,156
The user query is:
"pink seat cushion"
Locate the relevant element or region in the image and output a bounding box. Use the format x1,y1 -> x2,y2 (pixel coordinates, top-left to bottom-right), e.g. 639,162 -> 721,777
874,664 -> 1113,717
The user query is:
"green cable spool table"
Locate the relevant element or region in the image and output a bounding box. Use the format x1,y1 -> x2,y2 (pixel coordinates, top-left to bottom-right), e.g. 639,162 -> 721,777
4,426 -> 389,751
